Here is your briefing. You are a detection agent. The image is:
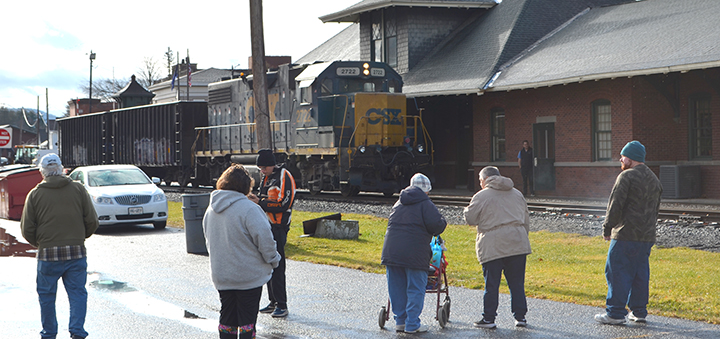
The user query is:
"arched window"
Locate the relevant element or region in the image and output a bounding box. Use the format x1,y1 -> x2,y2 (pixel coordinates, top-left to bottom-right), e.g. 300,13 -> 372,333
592,99 -> 611,161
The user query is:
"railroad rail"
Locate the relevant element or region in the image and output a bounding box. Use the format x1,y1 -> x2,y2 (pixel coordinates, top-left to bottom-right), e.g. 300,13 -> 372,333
161,186 -> 720,223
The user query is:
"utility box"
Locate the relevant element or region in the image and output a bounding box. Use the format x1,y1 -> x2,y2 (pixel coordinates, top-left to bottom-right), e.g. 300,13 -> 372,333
660,165 -> 701,199
0,167 -> 43,220
182,193 -> 211,254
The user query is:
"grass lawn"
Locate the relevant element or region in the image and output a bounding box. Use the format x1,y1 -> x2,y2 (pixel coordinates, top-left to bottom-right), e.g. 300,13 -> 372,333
167,201 -> 720,324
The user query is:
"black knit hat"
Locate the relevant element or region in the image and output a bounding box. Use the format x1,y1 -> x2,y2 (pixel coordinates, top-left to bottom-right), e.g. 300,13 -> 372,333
256,149 -> 276,166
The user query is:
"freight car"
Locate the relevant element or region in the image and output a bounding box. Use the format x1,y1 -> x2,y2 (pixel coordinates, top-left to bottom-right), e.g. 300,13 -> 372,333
195,61 -> 433,196
57,101 -> 208,187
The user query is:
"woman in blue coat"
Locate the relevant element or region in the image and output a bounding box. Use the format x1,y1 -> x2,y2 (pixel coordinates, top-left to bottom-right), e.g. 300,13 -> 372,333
381,173 -> 447,333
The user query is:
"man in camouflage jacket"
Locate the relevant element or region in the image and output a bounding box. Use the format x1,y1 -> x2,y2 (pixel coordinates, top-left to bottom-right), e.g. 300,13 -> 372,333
595,141 -> 662,325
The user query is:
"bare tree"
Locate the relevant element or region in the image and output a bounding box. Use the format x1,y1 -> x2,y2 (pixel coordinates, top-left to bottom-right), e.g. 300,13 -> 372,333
136,56 -> 163,89
164,47 -> 175,78
79,77 -> 128,101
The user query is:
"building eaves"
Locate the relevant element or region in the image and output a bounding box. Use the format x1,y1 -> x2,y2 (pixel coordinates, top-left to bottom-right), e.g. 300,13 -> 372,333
320,0 -> 497,23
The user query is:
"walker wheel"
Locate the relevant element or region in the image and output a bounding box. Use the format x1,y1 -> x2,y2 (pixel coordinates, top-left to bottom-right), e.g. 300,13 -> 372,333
378,306 -> 387,329
438,304 -> 448,328
443,297 -> 451,319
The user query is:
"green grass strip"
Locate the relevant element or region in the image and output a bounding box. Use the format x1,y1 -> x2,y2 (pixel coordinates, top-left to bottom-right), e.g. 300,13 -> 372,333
168,202 -> 720,324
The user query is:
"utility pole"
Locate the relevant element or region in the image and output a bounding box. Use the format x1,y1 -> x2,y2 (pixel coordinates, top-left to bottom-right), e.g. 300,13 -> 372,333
89,51 -> 96,114
249,0 -> 271,150
45,88 -> 49,148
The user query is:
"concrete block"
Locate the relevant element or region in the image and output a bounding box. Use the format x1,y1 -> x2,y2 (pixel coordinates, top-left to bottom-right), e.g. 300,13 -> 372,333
314,219 -> 359,240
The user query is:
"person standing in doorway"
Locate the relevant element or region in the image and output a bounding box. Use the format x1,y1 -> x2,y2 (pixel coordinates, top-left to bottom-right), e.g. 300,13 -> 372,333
20,153 -> 99,339
518,140 -> 535,196
464,166 -> 531,329
594,140 -> 662,325
248,149 -> 296,318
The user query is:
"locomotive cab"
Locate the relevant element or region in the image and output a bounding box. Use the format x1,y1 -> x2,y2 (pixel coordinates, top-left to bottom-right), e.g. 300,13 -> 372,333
291,61 -> 433,197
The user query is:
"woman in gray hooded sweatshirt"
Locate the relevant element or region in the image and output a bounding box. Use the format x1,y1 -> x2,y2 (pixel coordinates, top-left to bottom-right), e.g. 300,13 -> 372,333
203,164 -> 281,339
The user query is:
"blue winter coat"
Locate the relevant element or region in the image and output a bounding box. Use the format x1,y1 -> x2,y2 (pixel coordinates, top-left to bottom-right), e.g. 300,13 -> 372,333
381,186 -> 447,270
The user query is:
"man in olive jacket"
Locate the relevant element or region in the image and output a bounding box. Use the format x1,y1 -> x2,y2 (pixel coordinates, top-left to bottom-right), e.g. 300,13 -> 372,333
21,154 -> 99,339
594,141 -> 662,325
464,166 -> 531,329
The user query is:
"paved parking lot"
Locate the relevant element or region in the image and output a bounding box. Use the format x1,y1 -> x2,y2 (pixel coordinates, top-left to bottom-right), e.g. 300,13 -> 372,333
2,219 -> 720,339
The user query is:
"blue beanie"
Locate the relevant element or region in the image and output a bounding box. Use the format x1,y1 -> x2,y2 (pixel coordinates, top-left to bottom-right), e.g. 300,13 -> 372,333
621,141 -> 645,163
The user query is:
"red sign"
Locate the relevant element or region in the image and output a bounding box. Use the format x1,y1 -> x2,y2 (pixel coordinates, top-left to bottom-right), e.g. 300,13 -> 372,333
0,128 -> 12,148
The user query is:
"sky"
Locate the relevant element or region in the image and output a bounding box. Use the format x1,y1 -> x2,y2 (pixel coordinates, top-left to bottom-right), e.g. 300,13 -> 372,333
0,0 -> 358,117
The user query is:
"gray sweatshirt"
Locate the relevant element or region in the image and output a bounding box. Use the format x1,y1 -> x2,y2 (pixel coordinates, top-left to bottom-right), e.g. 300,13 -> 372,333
203,190 -> 281,291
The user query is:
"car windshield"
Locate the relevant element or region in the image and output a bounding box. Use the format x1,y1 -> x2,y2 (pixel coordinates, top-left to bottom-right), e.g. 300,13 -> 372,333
87,169 -> 151,187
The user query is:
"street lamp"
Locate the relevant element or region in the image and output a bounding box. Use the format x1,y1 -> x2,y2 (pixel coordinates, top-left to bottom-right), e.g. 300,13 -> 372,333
89,51 -> 96,113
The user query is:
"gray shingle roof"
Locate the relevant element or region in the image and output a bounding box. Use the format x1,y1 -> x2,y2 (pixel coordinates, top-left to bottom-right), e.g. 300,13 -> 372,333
297,24 -> 360,65
320,0 -> 497,23
403,0 -> 602,96
490,0 -> 720,91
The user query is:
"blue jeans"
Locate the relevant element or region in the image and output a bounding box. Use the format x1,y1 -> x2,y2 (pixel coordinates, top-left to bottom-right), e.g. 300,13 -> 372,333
482,254 -> 527,322
605,239 -> 653,319
37,257 -> 88,339
386,265 -> 427,331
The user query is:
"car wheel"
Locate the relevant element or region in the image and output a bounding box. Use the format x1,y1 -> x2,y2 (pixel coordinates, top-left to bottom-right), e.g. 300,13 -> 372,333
153,221 -> 167,230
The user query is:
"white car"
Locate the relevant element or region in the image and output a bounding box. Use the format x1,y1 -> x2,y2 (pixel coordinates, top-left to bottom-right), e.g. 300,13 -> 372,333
68,165 -> 168,229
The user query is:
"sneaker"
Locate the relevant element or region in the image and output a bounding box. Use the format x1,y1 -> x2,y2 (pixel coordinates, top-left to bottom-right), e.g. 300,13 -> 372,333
473,319 -> 497,329
404,324 -> 429,333
395,324 -> 405,332
594,313 -> 626,325
628,312 -> 646,323
71,335 -> 86,339
259,303 -> 275,313
515,318 -> 527,327
271,307 -> 289,318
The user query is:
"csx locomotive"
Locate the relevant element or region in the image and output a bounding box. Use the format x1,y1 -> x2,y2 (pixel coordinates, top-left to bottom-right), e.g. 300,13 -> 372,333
195,61 -> 433,196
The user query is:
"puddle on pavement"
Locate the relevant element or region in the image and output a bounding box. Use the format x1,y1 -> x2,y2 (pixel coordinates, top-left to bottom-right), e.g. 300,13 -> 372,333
87,272 -> 216,331
0,226 -> 36,257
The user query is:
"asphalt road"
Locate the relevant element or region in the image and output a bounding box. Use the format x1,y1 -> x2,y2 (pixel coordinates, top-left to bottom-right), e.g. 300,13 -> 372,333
2,219 -> 720,339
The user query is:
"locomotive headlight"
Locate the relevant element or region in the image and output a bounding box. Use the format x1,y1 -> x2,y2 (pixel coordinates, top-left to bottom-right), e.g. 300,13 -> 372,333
363,69 -> 370,76
363,63 -> 370,76
359,145 -> 366,153
417,144 -> 424,153
363,63 -> 369,69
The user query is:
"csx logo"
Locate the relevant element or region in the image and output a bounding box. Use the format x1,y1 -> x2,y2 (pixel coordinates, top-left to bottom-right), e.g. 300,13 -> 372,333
366,108 -> 402,125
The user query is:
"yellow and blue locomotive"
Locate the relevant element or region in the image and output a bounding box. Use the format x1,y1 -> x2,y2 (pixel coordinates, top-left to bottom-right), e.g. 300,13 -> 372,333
195,61 -> 433,196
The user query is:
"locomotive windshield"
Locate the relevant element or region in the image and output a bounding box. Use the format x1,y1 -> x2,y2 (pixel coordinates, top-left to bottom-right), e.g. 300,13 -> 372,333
337,78 -> 386,94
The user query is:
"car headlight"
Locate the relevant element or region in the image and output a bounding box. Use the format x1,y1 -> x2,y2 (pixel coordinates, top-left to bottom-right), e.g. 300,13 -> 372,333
417,144 -> 424,153
92,196 -> 114,204
153,193 -> 166,202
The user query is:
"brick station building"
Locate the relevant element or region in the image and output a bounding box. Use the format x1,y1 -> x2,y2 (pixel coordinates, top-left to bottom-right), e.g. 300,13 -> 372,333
306,0 -> 720,199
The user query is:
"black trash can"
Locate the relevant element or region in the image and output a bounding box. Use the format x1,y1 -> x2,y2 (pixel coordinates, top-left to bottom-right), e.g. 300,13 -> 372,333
182,193 -> 211,254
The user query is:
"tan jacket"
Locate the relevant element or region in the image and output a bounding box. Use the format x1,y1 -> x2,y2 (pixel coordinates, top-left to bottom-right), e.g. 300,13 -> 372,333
464,175 -> 531,264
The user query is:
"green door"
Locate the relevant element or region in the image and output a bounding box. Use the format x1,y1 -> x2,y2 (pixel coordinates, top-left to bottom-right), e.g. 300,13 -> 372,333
533,123 -> 555,191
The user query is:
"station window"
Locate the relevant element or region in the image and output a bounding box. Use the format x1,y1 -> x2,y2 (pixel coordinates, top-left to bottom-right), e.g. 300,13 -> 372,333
689,94 -> 712,159
370,9 -> 397,67
592,99 -> 612,161
385,8 -> 397,68
491,109 -> 505,161
371,12 -> 383,63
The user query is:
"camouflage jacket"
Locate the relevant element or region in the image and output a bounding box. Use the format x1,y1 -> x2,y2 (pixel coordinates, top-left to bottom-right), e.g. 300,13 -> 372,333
603,164 -> 662,242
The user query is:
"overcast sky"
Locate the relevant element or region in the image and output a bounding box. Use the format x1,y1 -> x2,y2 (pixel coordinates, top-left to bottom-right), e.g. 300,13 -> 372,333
0,0 -> 358,117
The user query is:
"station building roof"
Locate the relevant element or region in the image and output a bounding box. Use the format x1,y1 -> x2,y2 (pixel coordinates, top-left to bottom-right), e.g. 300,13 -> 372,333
320,0 -> 497,23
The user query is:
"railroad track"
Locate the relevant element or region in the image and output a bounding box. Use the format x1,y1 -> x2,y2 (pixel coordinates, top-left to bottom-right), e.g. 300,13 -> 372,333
161,186 -> 720,223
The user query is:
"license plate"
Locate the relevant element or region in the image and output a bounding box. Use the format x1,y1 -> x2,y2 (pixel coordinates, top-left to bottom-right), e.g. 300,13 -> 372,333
128,207 -> 143,215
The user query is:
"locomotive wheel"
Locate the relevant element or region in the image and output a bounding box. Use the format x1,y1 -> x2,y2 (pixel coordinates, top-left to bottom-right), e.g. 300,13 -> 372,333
382,189 -> 395,197
378,306 -> 387,329
340,184 -> 360,197
309,188 -> 322,196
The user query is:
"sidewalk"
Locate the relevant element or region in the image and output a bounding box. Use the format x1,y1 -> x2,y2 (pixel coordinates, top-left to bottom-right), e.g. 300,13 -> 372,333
2,219 -> 719,338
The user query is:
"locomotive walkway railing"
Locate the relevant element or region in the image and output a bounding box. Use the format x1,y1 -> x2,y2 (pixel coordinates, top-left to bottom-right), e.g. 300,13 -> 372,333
192,120 -> 291,158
